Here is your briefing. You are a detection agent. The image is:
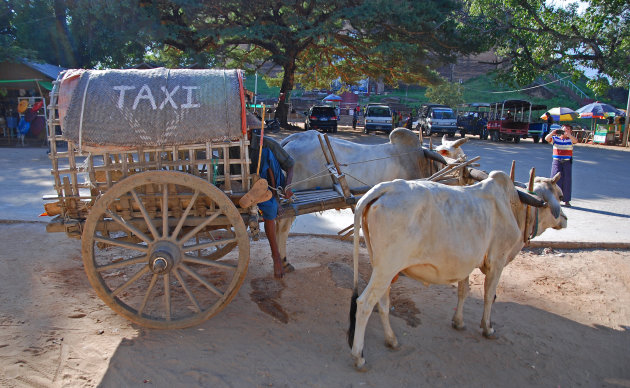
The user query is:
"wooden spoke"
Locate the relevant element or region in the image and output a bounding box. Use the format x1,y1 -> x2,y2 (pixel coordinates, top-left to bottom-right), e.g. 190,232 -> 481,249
183,254 -> 237,269
105,209 -> 152,243
179,263 -> 224,298
171,190 -> 199,239
182,237 -> 238,252
180,211 -> 223,243
130,189 -> 160,240
137,273 -> 159,316
162,185 -> 169,238
96,255 -> 147,272
94,235 -> 149,252
164,273 -> 171,321
173,269 -> 201,313
111,266 -> 150,297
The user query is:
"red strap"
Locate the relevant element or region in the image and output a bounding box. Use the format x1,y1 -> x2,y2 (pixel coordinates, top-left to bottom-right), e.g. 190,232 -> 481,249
237,70 -> 246,136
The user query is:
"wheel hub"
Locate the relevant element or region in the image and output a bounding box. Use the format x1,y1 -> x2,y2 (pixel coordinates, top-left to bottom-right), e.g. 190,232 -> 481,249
149,241 -> 180,274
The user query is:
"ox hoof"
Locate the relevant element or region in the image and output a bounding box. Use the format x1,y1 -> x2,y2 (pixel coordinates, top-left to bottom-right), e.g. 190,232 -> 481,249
353,358 -> 368,372
385,339 -> 400,351
451,321 -> 466,331
482,329 -> 499,340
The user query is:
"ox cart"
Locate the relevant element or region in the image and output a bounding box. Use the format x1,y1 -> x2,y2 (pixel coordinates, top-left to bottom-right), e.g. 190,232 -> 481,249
42,68 -> 364,329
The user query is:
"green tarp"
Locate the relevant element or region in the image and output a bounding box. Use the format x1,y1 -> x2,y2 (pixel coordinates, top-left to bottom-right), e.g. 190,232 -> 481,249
0,79 -> 52,90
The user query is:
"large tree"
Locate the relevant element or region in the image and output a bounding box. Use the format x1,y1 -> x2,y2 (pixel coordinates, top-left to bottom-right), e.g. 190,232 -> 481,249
144,0 -> 479,126
4,0 -> 149,68
458,0 -> 630,95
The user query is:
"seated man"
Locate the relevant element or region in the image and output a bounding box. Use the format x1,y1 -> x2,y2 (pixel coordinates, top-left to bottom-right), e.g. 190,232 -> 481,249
244,114 -> 295,278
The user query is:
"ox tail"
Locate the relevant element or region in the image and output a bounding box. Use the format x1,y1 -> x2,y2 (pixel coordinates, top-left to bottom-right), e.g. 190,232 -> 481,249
348,201 -> 363,348
348,183 -> 391,349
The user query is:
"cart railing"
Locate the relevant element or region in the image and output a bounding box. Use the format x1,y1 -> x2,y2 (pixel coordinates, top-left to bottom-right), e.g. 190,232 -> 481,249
45,78 -> 253,223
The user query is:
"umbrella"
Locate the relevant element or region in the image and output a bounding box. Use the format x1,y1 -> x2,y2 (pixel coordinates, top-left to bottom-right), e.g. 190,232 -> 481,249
541,107 -> 578,122
322,93 -> 342,102
576,101 -> 623,119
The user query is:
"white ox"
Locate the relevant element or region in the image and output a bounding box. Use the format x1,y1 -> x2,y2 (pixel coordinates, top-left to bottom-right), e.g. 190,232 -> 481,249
348,171 -> 567,370
435,134 -> 468,161
276,128 -> 467,261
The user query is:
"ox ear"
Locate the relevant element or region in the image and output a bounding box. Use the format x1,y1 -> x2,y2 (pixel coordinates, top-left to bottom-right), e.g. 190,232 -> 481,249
423,148 -> 447,164
452,137 -> 469,148
441,134 -> 448,143
516,187 -> 546,207
552,172 -> 561,183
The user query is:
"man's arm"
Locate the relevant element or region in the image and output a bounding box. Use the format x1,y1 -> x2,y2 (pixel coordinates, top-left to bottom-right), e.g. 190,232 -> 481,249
544,130 -> 556,143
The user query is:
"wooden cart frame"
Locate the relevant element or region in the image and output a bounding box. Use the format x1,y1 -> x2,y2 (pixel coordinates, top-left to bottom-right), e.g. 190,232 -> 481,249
44,73 -> 357,329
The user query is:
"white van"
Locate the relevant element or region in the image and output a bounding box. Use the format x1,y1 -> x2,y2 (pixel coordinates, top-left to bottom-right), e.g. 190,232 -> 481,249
417,103 -> 457,137
364,104 -> 393,134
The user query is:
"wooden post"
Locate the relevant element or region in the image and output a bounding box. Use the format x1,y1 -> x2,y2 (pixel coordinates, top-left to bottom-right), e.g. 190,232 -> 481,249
524,167 -> 535,242
317,134 -> 337,187
256,103 -> 265,176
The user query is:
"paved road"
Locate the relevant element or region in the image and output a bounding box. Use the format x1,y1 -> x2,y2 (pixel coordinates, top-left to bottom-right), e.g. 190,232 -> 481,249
1,129 -> 629,245
280,128 -> 630,245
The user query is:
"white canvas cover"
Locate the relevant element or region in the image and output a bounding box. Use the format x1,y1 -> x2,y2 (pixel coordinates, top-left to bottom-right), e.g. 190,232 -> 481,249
60,68 -> 245,147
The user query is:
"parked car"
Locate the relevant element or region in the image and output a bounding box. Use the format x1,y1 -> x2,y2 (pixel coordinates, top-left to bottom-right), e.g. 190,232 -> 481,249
364,104 -> 394,134
304,105 -> 338,133
456,102 -> 490,139
417,103 -> 458,137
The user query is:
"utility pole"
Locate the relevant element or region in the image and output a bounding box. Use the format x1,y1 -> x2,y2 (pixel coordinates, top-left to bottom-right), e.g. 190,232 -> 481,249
254,72 -> 258,106
623,83 -> 629,147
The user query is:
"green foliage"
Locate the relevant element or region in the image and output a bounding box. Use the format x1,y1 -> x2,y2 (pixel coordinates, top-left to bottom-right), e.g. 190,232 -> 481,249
144,0 -> 480,124
425,81 -> 464,107
5,0 -> 149,68
459,0 -> 630,92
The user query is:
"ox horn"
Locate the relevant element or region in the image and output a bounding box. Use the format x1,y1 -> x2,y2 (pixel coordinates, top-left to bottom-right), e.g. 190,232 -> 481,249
552,172 -> 561,183
465,167 -> 489,182
516,187 -> 546,208
423,148 -> 447,165
451,137 -> 469,148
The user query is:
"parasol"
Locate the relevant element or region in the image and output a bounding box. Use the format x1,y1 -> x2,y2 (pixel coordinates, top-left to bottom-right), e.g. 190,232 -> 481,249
576,101 -> 623,119
541,107 -> 578,122
322,93 -> 342,102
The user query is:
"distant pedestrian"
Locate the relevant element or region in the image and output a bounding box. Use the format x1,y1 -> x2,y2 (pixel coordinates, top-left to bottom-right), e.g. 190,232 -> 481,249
544,124 -> 577,207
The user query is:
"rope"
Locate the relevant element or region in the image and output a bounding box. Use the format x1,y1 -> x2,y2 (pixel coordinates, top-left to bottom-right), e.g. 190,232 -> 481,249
281,147 -> 429,192
77,74 -> 92,154
461,74 -> 572,95
343,172 -> 370,186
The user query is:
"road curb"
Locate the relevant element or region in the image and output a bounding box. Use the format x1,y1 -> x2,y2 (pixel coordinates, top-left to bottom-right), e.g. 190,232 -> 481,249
2,222 -> 628,251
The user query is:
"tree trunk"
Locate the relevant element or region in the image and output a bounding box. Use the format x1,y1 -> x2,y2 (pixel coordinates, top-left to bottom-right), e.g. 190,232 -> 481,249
53,0 -> 77,67
274,57 -> 297,127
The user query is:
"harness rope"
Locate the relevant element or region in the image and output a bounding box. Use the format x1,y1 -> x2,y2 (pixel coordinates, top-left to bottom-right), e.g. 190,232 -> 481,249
281,148 -> 429,192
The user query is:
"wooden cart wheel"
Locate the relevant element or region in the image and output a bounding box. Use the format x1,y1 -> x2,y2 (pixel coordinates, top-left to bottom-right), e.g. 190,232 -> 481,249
81,171 -> 249,329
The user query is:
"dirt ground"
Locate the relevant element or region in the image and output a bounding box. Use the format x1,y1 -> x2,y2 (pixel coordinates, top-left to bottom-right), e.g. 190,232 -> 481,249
1,222 -> 629,387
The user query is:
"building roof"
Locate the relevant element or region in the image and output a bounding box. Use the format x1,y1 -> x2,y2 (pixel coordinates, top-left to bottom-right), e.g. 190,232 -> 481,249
20,59 -> 65,80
